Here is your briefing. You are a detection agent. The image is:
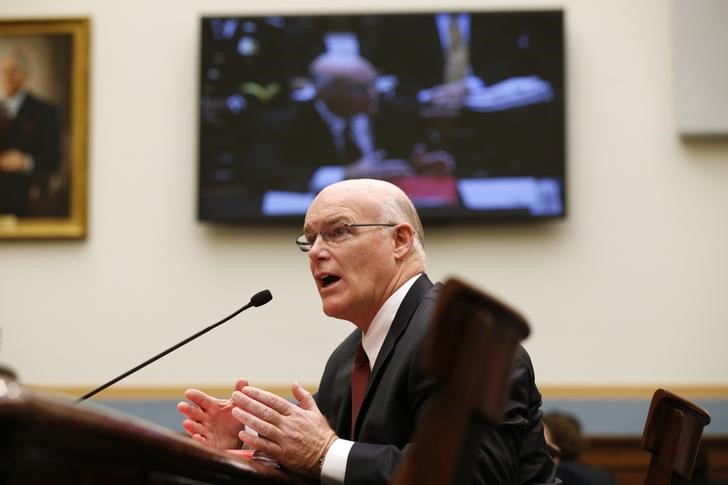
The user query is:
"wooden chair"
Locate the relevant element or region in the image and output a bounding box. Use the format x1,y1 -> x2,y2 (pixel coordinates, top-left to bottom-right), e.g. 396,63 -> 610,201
390,278 -> 530,485
642,388 -> 711,485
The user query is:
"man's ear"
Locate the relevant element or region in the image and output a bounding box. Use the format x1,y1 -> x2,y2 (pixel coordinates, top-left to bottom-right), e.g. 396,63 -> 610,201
392,223 -> 415,260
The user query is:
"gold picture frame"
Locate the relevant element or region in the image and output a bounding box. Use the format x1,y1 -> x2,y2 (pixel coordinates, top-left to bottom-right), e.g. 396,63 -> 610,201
0,18 -> 89,239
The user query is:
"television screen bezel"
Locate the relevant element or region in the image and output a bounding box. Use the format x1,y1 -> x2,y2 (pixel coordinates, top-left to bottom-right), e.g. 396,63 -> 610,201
196,9 -> 567,226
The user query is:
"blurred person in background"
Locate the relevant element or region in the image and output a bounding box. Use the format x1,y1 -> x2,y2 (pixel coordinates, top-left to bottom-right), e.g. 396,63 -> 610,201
542,411 -> 617,485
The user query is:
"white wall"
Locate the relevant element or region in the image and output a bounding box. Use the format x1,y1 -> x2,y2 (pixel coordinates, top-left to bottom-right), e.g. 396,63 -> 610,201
1,0 -> 727,391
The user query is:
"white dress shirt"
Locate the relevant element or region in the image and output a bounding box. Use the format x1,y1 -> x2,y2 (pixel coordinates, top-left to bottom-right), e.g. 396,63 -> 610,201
320,274 -> 423,485
313,99 -> 374,159
1,90 -> 27,118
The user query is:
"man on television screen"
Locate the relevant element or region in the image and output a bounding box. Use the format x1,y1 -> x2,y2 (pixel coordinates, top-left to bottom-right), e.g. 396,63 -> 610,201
244,53 -> 454,197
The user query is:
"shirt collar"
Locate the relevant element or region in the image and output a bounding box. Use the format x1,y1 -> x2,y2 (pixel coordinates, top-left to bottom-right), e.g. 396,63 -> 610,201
2,90 -> 27,118
361,273 -> 422,369
314,98 -> 346,133
435,13 -> 471,50
314,98 -> 368,135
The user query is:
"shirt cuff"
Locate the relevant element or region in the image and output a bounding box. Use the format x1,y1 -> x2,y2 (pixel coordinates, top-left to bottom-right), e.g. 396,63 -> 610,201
320,438 -> 354,485
24,155 -> 34,173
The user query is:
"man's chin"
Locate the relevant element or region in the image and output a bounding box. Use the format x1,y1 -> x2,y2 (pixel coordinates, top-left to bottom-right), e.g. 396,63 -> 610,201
322,304 -> 340,318
321,300 -> 347,320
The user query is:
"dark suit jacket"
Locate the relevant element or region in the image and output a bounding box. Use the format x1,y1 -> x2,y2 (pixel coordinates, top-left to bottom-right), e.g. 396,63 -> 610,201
376,12 -> 564,94
315,274 -> 558,484
243,100 -> 425,193
0,92 -> 61,216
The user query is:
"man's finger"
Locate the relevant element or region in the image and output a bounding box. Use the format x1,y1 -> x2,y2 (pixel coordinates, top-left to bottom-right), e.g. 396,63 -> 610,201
226,449 -> 255,460
184,388 -> 217,411
232,390 -> 284,425
177,401 -> 205,421
232,406 -> 282,444
182,419 -> 206,437
234,378 -> 249,392
238,429 -> 281,458
240,386 -> 295,416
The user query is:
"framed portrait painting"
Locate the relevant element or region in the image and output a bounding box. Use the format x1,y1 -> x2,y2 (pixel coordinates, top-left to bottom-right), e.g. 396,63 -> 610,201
0,18 -> 89,239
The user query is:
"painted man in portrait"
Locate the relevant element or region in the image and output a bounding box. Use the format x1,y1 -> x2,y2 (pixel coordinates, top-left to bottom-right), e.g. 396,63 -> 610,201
0,47 -> 61,217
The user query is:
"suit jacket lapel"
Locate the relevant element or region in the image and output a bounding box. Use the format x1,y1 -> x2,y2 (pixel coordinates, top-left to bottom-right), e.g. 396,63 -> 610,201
370,274 -> 433,380
353,274 -> 434,437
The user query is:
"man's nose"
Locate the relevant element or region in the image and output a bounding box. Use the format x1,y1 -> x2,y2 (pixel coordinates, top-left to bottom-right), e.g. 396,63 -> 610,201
308,235 -> 327,257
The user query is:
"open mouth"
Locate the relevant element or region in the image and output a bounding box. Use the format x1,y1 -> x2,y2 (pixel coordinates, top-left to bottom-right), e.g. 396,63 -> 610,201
320,274 -> 341,288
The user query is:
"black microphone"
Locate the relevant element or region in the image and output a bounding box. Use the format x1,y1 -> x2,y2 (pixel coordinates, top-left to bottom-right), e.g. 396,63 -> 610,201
76,289 -> 273,403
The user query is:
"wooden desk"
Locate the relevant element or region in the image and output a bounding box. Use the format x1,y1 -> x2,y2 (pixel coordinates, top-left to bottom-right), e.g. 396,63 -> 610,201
0,385 -> 302,484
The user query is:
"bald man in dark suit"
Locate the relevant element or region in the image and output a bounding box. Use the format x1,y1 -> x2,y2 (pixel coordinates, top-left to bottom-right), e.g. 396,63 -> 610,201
179,179 -> 558,484
0,48 -> 61,217
242,53 -> 453,195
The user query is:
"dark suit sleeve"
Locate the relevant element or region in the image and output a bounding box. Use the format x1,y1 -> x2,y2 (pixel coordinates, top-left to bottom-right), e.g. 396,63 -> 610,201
471,347 -> 558,485
346,347 -> 557,485
242,102 -> 340,193
30,100 -> 60,180
16,95 -> 61,185
345,442 -> 410,484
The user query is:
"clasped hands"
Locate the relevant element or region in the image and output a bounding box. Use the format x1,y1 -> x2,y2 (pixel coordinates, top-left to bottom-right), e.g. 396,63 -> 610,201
177,379 -> 337,478
0,149 -> 31,173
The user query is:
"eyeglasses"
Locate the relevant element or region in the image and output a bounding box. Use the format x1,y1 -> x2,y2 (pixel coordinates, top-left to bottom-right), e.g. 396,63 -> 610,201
296,222 -> 396,252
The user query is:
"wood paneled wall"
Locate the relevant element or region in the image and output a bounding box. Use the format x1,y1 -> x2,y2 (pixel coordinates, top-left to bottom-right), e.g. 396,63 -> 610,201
580,437 -> 728,485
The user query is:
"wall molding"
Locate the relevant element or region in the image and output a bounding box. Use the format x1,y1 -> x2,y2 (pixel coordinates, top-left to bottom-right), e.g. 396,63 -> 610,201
539,385 -> 728,399
34,384 -> 728,401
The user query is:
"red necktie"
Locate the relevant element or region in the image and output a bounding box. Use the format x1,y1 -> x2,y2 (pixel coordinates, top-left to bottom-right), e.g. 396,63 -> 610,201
0,103 -> 10,135
341,120 -> 362,163
350,342 -> 370,437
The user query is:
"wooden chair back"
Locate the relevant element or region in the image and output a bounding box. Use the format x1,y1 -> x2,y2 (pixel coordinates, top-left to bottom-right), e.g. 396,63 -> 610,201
390,278 -> 530,485
642,388 -> 711,485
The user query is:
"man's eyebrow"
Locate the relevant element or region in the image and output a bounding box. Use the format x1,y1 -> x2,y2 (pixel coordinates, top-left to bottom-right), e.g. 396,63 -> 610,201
303,217 -> 345,233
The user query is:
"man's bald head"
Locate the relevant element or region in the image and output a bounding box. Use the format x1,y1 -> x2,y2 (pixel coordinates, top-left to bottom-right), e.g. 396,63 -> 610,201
304,179 -> 426,327
0,48 -> 29,98
308,179 -> 426,263
310,53 -> 376,85
309,53 -> 378,117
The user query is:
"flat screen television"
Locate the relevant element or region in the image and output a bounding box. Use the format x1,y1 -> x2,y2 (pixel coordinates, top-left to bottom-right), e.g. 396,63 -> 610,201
198,10 -> 565,224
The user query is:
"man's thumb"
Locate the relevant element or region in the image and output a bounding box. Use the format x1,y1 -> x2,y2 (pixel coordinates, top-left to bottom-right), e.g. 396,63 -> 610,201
292,381 -> 317,410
